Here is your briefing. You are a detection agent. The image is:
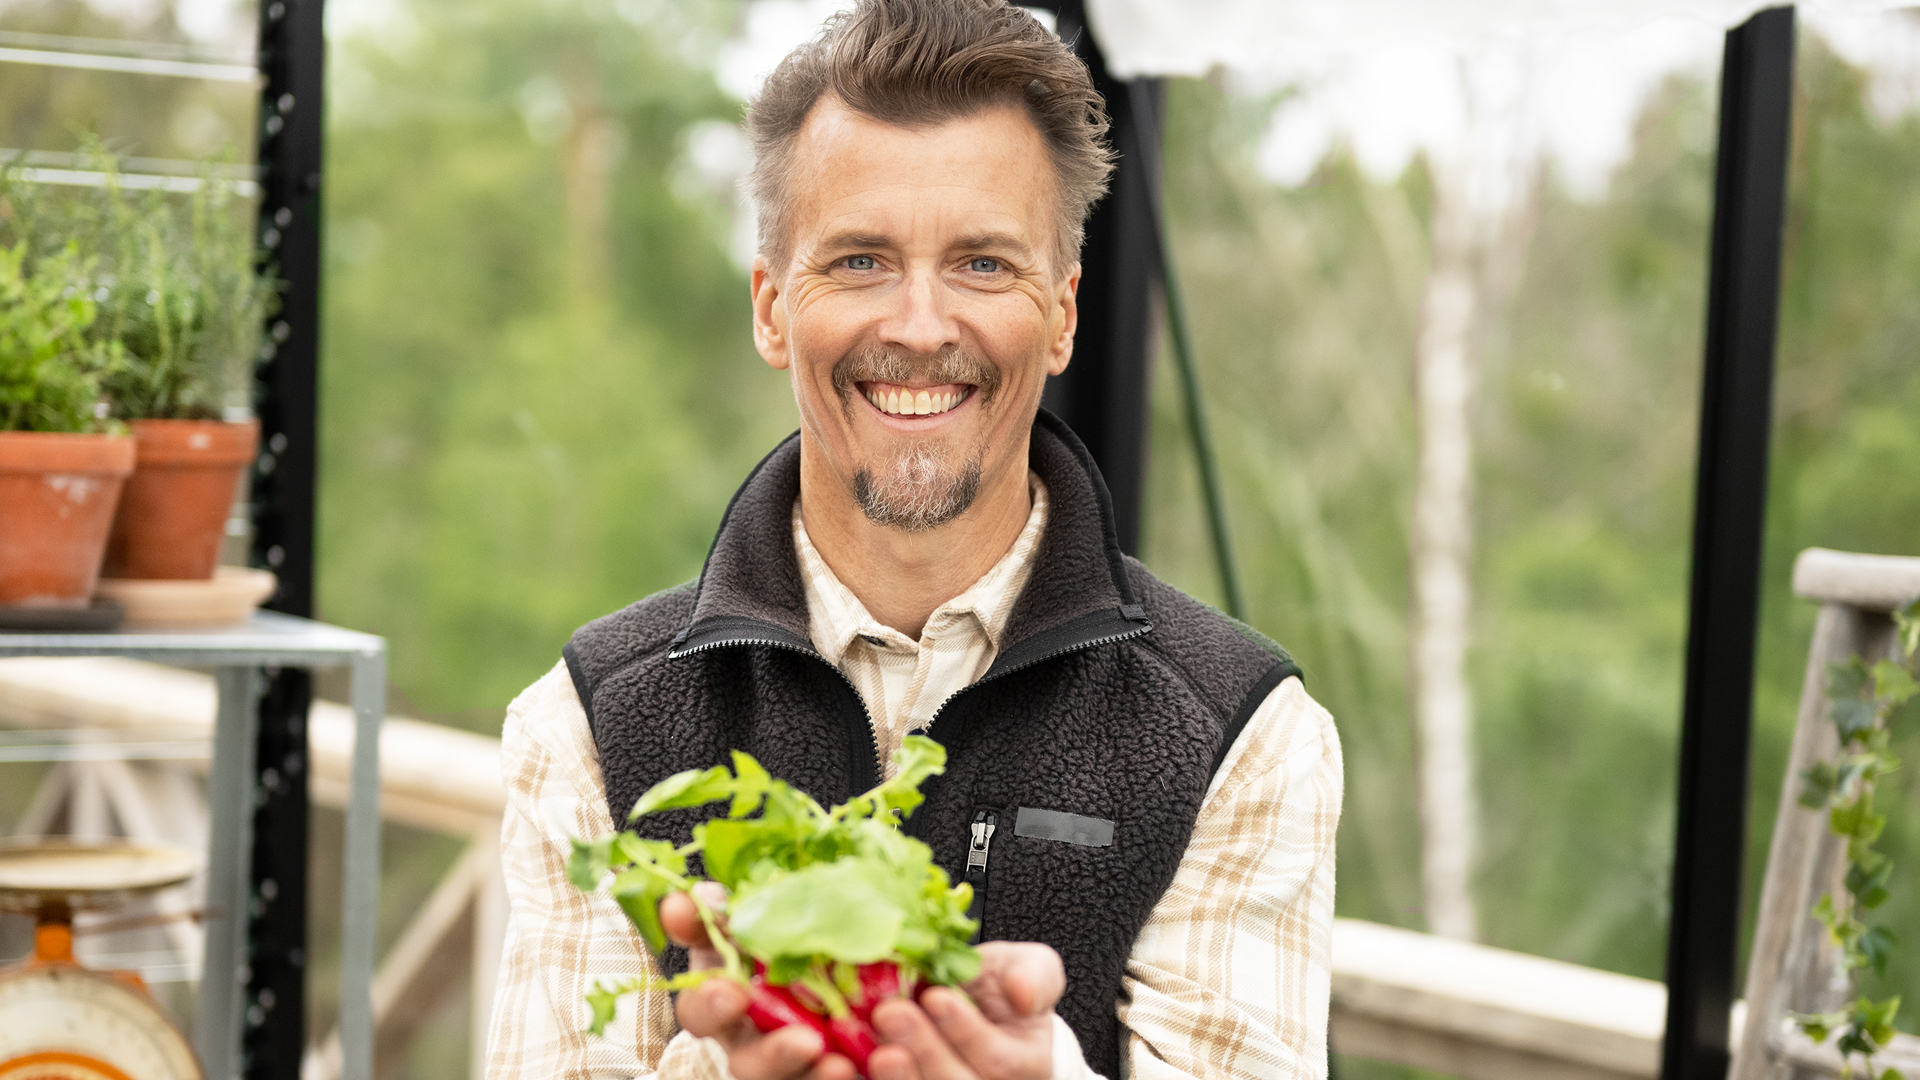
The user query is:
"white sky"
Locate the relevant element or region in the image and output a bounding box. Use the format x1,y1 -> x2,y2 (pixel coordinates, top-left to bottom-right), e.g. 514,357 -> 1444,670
716,0 -> 1920,211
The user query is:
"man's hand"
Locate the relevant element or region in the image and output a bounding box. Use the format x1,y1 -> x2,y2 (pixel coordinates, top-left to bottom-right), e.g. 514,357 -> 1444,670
662,888 -> 857,1080
866,942 -> 1063,1080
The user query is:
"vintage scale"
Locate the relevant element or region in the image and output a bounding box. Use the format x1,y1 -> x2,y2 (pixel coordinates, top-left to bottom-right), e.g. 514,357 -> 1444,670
0,840 -> 203,1080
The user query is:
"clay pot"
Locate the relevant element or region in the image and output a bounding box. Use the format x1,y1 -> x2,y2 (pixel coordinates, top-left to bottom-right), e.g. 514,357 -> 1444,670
0,432 -> 137,607
103,419 -> 260,581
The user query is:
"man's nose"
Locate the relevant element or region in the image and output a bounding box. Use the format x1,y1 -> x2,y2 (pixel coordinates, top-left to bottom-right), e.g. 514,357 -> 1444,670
877,268 -> 959,356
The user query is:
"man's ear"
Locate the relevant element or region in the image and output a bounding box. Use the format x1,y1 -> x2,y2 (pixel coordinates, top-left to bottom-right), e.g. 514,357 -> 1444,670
751,256 -> 790,371
1046,261 -> 1081,377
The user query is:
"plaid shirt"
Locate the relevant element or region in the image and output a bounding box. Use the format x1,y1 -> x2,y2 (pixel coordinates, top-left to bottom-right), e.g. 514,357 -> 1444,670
486,477 -> 1342,1080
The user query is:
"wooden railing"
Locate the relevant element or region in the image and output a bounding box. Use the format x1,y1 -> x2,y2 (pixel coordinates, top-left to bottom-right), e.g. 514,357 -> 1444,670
3,546 -> 1916,1080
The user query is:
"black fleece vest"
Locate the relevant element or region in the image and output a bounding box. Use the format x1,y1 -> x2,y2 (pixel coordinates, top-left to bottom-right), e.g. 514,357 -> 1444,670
564,412 -> 1298,1077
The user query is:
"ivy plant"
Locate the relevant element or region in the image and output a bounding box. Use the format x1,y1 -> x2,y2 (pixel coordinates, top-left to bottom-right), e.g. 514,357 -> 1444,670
1798,598 -> 1920,1080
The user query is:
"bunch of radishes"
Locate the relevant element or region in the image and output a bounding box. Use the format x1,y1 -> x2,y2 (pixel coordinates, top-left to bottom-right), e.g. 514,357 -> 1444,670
572,737 -> 979,1078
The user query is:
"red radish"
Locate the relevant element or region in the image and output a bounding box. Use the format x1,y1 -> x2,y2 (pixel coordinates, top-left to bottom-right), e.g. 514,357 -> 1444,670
745,977 -> 832,1042
855,961 -> 902,1018
825,1014 -> 881,1074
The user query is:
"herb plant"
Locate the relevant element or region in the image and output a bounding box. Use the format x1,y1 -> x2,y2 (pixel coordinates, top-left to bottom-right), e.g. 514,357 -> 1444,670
0,240 -> 123,433
0,148 -> 274,421
569,735 -> 979,1074
1797,599 -> 1920,1079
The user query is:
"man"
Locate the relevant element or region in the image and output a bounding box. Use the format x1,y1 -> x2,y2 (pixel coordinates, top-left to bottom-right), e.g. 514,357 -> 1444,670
487,1 -> 1342,1078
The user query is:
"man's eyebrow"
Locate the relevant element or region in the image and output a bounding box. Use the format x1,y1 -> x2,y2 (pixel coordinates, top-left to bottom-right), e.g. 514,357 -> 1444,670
816,231 -> 894,253
954,232 -> 1034,256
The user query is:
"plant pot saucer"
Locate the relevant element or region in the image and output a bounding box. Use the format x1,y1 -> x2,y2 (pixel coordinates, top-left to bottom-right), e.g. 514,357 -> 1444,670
0,599 -> 126,633
93,567 -> 277,629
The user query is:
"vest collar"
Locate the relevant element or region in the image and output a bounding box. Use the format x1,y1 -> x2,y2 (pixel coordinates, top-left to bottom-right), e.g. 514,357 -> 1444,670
669,409 -> 1152,665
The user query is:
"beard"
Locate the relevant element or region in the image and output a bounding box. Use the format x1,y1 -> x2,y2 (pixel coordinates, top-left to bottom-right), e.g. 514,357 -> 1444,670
851,442 -> 983,532
832,342 -> 1000,532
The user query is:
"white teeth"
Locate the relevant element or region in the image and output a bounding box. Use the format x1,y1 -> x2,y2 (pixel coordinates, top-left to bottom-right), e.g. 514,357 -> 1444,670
869,386 -> 967,416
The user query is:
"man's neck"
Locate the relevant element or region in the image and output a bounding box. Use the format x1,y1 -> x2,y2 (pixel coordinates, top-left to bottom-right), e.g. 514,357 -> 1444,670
797,440 -> 1033,640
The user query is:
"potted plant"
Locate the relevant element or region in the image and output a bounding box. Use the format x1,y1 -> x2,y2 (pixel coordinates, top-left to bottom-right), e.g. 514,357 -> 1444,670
0,239 -> 133,610
6,155 -> 276,585
92,177 -> 271,582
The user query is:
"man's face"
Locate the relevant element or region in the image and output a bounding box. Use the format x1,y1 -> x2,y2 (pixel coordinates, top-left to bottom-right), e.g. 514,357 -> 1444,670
751,97 -> 1078,532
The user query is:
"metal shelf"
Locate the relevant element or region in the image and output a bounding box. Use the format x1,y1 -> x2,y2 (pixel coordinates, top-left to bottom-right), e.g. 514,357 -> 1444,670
0,611 -> 385,1080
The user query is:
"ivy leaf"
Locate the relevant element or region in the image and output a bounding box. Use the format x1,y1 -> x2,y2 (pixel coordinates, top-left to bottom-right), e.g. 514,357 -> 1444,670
1801,761 -> 1838,808
1832,658 -> 1872,703
630,765 -> 735,820
1896,599 -> 1919,660
1860,994 -> 1902,1048
1861,927 -> 1898,977
1848,856 -> 1894,909
1879,1069 -> 1903,1080
1835,699 -> 1879,743
1873,661 -> 1918,708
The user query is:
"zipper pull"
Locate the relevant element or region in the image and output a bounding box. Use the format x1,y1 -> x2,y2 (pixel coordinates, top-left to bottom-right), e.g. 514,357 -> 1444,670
964,810 -> 997,944
967,811 -> 997,872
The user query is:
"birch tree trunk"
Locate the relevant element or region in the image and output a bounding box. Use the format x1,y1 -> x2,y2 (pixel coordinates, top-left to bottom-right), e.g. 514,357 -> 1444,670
1409,164 -> 1480,942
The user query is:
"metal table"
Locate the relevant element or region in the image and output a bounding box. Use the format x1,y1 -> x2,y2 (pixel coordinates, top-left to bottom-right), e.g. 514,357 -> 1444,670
0,611 -> 385,1080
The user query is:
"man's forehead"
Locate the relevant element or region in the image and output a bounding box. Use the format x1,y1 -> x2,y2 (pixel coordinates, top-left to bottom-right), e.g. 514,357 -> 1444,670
786,97 -> 1054,252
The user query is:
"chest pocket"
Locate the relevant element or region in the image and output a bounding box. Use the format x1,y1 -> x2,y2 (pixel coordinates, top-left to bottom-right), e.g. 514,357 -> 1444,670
966,806 -> 1118,943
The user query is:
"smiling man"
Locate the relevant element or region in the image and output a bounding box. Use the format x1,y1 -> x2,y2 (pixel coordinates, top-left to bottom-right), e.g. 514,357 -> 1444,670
486,2 -> 1342,1079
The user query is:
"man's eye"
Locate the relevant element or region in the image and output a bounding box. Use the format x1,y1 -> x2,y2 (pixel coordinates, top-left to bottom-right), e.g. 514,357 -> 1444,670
969,257 -> 1001,273
845,255 -> 877,271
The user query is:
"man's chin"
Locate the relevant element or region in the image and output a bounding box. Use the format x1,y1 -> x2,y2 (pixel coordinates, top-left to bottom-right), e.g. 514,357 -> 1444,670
851,453 -> 984,533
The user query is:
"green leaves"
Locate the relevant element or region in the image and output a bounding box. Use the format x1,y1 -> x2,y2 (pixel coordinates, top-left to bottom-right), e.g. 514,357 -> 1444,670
571,736 -> 979,1038
1799,631 -> 1920,1078
0,241 -> 122,433
629,765 -> 735,820
730,860 -> 909,964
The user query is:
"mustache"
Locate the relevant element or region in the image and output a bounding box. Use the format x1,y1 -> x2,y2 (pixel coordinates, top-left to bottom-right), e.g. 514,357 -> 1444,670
830,343 -> 1004,406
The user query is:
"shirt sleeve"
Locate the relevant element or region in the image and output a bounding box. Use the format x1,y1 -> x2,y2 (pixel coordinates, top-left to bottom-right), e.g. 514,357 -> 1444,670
1114,675 -> 1344,1080
484,661 -> 731,1080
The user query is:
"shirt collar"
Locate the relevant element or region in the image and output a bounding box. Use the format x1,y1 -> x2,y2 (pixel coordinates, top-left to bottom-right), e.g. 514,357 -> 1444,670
793,473 -> 1051,665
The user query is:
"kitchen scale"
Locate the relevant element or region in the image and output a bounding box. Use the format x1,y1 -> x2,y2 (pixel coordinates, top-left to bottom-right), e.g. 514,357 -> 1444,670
0,840 -> 203,1080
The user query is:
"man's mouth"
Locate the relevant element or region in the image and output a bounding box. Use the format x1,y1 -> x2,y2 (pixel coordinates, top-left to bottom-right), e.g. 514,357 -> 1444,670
859,381 -> 973,417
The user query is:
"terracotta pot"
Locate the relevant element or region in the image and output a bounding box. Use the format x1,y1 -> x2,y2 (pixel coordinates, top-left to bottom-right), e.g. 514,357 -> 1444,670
103,419 -> 260,581
0,432 -> 137,607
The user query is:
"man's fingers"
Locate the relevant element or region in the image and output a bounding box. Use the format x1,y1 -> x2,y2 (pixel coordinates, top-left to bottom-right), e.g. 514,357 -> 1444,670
969,942 -> 1065,1021
724,1024 -> 836,1080
675,978 -> 750,1040
924,986 -> 1048,1077
871,999 -> 972,1080
660,891 -> 710,949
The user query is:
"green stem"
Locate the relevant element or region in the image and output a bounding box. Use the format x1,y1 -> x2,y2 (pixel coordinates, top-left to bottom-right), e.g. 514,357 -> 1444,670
689,890 -> 743,980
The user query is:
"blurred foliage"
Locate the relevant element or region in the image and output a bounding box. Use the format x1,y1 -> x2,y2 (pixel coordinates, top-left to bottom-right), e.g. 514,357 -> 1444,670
7,0 -> 1920,1076
318,0 -> 792,724
1143,32 -> 1920,1033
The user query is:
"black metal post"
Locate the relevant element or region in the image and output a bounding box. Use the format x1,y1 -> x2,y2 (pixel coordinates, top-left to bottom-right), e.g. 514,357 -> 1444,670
1661,9 -> 1796,1080
247,0 -> 325,1075
1039,0 -> 1160,556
